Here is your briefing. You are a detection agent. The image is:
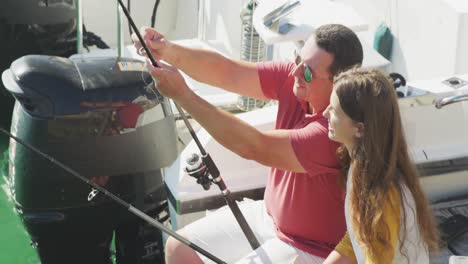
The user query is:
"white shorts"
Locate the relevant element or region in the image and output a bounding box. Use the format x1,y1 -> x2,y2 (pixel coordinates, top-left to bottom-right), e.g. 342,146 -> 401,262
183,199 -> 325,264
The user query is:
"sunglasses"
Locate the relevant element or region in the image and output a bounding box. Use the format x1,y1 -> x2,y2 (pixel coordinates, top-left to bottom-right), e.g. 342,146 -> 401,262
295,55 -> 313,83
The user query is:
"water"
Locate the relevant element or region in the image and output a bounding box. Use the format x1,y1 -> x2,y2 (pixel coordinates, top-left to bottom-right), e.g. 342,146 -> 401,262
0,138 -> 41,263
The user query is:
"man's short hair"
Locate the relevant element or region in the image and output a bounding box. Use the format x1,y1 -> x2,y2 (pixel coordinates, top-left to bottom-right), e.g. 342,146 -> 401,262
315,24 -> 364,78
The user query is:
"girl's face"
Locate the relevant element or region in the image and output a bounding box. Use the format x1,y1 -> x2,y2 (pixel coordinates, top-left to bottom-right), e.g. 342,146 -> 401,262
323,91 -> 362,148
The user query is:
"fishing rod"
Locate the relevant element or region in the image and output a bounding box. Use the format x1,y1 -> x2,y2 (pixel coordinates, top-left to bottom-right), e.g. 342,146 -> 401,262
115,0 -> 261,251
0,127 -> 226,264
0,2 -> 261,261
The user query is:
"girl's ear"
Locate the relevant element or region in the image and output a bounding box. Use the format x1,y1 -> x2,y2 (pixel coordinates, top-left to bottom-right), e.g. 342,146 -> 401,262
354,122 -> 364,138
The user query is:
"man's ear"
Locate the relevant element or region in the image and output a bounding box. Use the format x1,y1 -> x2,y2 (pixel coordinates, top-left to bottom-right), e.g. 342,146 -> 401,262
354,122 -> 364,138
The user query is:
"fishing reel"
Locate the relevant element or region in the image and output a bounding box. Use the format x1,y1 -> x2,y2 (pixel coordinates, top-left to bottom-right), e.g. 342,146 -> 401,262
185,153 -> 213,190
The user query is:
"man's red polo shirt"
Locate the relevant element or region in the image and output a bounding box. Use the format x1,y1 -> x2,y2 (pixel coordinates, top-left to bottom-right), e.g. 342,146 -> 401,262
258,61 -> 345,258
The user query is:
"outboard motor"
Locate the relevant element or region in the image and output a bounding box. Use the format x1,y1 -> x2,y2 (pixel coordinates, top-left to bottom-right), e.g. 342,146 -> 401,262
1,55 -> 178,263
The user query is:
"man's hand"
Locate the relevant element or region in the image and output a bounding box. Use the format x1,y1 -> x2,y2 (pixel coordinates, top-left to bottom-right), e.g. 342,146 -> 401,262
132,27 -> 170,61
145,60 -> 192,102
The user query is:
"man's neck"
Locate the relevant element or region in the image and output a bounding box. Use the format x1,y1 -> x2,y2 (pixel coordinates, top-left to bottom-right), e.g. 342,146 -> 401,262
308,102 -> 327,115
307,103 -> 313,114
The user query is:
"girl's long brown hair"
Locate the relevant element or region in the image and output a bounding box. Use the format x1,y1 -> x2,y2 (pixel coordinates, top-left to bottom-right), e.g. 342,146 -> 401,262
334,68 -> 439,261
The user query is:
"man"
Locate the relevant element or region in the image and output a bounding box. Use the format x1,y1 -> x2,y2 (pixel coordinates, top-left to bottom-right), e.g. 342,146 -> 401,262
133,24 -> 363,263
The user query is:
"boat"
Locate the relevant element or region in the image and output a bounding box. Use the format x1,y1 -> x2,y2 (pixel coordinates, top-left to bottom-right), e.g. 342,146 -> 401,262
1,0 -> 468,263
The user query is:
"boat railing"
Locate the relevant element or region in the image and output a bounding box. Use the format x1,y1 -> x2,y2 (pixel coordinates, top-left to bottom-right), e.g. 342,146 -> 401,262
435,93 -> 468,109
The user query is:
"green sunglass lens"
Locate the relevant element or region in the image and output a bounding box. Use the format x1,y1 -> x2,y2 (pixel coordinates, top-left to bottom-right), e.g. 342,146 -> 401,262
304,66 -> 312,83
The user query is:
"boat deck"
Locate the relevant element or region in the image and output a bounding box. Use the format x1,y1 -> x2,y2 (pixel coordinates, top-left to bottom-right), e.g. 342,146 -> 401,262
431,196 -> 468,263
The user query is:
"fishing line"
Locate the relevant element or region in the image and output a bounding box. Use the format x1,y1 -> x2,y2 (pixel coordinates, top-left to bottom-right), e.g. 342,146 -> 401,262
116,0 -> 261,250
0,2 -> 263,261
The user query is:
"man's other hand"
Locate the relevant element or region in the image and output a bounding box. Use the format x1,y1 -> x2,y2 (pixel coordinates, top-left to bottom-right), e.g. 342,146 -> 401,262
145,60 -> 192,102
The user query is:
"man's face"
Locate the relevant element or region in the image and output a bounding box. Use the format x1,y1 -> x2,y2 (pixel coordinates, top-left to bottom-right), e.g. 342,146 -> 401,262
292,39 -> 334,104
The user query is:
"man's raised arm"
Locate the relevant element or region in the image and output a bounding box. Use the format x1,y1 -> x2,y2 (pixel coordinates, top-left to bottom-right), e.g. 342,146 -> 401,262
133,27 -> 267,100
